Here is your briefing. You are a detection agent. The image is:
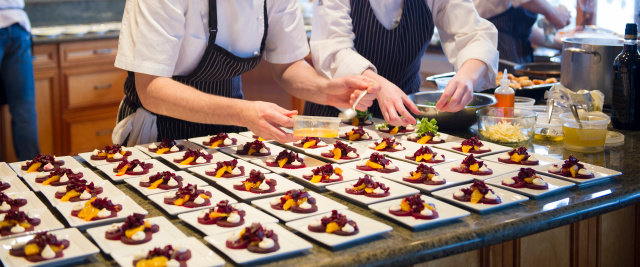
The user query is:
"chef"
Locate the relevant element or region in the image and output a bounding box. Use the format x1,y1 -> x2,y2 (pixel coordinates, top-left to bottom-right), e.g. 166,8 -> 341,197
304,0 -> 499,126
113,0 -> 379,145
473,0 -> 571,71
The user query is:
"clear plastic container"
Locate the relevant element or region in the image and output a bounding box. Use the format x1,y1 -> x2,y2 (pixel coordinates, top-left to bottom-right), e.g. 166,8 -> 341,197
560,112 -> 611,153
435,77 -> 452,91
514,96 -> 536,107
519,105 -> 565,141
476,107 -> 537,147
292,115 -> 341,137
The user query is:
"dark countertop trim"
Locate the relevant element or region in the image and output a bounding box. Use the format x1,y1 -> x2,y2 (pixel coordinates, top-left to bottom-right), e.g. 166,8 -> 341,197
32,31 -> 119,44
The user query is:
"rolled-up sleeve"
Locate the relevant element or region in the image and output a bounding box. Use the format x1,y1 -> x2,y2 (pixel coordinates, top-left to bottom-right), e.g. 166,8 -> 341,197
263,0 -> 310,64
114,0 -> 186,77
433,0 -> 499,90
309,0 -> 376,79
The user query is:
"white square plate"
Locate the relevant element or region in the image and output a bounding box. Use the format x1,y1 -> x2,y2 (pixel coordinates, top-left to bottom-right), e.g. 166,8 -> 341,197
237,129 -> 292,142
251,193 -> 348,222
484,172 -> 575,198
0,228 -> 100,267
285,209 -> 393,248
384,143 -> 465,166
302,141 -> 372,164
188,133 -> 254,150
78,146 -> 150,167
56,195 -> 148,229
250,154 -> 328,174
95,159 -> 174,182
399,132 -> 450,143
431,183 -> 529,213
147,186 -> 236,215
0,175 -> 30,194
432,141 -> 513,156
216,174 -> 304,201
336,126 -> 383,142
479,152 -> 561,167
340,151 -> 419,177
325,177 -> 420,205
529,161 -> 622,186
219,142 -> 285,161
159,148 -> 218,169
0,208 -> 64,240
123,171 -> 208,196
135,139 -> 204,158
380,165 -> 474,193
178,203 -> 279,236
112,237 -> 225,267
0,163 -> 16,177
189,154 -> 272,183
285,164 -> 363,190
204,223 -> 312,265
9,156 -> 83,177
3,191 -> 48,211
280,137 -> 334,154
368,195 -> 470,230
432,160 -> 521,181
22,167 -> 104,192
86,216 -> 188,254
40,179 -> 125,206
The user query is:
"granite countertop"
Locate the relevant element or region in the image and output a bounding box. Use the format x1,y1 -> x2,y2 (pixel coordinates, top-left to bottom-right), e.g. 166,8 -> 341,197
28,127 -> 637,267
32,31 -> 120,44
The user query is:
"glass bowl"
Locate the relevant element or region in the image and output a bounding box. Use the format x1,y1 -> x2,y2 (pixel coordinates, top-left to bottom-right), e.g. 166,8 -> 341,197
559,112 -> 610,153
476,107 -> 537,147
292,115 -> 341,138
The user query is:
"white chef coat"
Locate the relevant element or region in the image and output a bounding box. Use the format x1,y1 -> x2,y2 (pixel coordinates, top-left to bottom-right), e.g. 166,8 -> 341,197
0,0 -> 30,32
473,0 -> 531,19
115,0 -> 310,77
311,0 -> 499,90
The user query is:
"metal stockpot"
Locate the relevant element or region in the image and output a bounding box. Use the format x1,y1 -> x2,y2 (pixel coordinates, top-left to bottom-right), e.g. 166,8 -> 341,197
560,37 -> 623,106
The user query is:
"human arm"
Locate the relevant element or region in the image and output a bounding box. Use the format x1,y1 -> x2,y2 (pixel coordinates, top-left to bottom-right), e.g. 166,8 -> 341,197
436,59 -> 488,111
520,0 -> 570,29
530,26 -> 564,50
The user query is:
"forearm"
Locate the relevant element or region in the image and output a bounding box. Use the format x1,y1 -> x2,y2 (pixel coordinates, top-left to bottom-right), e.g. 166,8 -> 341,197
521,0 -> 554,17
135,73 -> 248,127
270,60 -> 331,105
455,59 -> 489,85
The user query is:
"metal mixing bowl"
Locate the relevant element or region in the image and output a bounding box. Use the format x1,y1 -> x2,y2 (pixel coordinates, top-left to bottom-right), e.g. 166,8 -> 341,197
408,91 -> 497,131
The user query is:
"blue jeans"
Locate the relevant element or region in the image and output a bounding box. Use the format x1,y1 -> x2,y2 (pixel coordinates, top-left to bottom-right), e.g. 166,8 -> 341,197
0,23 -> 39,161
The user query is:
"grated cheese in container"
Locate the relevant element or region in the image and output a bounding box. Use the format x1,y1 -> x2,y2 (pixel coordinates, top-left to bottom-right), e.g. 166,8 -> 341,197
480,121 -> 528,143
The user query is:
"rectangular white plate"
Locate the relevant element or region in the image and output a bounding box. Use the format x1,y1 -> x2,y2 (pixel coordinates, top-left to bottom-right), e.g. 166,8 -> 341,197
40,179 -> 125,206
216,173 -> 304,201
0,163 -> 16,177
123,171 -> 208,196
280,138 -> 334,154
479,152 -> 561,167
22,167 -> 104,192
219,142 -> 286,161
250,154 -> 327,174
0,175 -> 30,194
484,172 -> 575,198
398,132 -> 450,143
77,146 -> 150,167
3,191 -> 48,211
285,163 -> 362,190
188,133 -> 254,150
189,154 -> 272,183
135,139 -> 205,158
340,151 -> 420,177
159,148 -> 219,169
147,186 -> 236,215
302,141 -> 371,164
325,177 -> 419,205
86,216 -> 188,254
56,195 -> 148,229
111,237 -> 225,267
368,195 -> 470,230
0,208 -> 64,240
336,126 -> 383,142
9,156 -> 83,177
285,209 -> 393,248
178,203 -> 278,236
237,129 -> 292,142
529,161 -> 622,186
432,160 -> 521,181
251,193 -> 348,222
384,143 -> 465,166
205,223 -> 312,265
95,159 -> 174,182
0,228 -> 100,267
432,140 -> 513,156
380,165 -> 474,193
431,183 -> 529,213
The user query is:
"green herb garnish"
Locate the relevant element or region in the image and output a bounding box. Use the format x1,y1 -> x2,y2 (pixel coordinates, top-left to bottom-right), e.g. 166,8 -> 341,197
416,118 -> 439,137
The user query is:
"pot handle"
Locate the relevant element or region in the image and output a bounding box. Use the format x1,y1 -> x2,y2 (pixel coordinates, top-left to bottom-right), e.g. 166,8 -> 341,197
563,47 -> 601,63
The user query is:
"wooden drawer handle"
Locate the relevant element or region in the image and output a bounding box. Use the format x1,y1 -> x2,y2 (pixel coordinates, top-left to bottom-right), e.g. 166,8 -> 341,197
93,48 -> 112,55
93,84 -> 112,90
95,129 -> 113,136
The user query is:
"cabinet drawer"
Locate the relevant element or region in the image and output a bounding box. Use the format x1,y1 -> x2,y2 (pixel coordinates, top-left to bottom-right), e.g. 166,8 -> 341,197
65,66 -> 126,110
32,44 -> 58,69
59,39 -> 118,67
66,112 -> 117,155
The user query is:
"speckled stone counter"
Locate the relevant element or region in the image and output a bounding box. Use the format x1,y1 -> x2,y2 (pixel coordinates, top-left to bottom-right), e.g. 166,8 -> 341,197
32,31 -> 120,45
32,128 -> 637,267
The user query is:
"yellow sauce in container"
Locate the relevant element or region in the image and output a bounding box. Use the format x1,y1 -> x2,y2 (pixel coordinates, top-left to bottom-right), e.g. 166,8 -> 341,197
293,128 -> 339,138
560,112 -> 610,153
292,115 -> 341,137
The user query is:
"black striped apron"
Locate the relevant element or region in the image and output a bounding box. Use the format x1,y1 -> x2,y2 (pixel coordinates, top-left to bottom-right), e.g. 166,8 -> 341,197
117,0 -> 268,140
487,7 -> 538,72
304,0 -> 434,118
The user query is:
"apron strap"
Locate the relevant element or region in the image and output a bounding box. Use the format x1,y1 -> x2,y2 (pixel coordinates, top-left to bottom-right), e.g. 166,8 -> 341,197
208,0 -> 218,42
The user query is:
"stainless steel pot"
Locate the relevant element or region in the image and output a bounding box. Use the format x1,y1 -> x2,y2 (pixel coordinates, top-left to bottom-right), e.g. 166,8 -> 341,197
560,37 -> 623,106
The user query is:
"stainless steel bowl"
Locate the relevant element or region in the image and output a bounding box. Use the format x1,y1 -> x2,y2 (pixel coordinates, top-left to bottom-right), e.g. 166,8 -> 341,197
408,91 -> 497,131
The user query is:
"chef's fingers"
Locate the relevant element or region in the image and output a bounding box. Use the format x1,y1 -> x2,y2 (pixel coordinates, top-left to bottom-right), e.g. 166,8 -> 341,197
401,93 -> 421,115
355,99 -> 374,111
268,125 -> 299,144
436,82 -> 456,111
440,83 -> 467,112
395,102 -> 416,125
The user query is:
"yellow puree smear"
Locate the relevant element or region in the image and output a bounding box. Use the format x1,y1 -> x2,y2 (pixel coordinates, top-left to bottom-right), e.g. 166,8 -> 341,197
480,121 -> 527,143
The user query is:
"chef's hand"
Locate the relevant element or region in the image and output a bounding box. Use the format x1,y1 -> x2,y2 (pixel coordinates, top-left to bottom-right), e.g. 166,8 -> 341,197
243,101 -> 299,143
435,73 -> 474,112
362,70 -> 420,126
548,5 -> 571,29
325,76 -> 380,110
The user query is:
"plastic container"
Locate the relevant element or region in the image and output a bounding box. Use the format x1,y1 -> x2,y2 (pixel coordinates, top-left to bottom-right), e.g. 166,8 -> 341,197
292,115 -> 341,138
559,112 -> 611,153
476,107 -> 537,147
514,96 -> 536,107
435,77 -> 452,91
519,105 -> 565,141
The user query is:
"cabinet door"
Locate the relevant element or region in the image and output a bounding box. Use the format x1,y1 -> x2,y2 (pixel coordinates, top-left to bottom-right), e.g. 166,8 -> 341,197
61,107 -> 118,156
62,64 -> 126,112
